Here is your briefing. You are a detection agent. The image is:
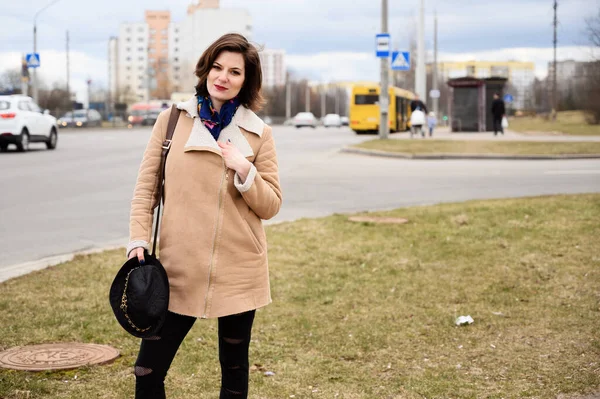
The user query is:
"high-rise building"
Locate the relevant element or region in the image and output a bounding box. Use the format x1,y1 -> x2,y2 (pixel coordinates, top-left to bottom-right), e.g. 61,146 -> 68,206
111,12 -> 181,104
108,2 -> 287,105
430,61 -> 535,109
178,3 -> 252,92
259,49 -> 286,88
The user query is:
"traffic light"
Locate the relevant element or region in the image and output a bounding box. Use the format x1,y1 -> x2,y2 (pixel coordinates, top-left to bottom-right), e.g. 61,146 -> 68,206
21,58 -> 29,82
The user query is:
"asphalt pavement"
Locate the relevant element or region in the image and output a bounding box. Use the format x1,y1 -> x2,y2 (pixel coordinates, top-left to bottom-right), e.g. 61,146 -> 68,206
1,125 -> 599,282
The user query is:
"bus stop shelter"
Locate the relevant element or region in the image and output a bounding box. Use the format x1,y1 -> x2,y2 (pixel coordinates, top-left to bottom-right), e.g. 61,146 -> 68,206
447,77 -> 507,132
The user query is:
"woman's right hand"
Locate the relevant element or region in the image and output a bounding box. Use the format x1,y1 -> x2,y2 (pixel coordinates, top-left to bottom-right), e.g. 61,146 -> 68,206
128,247 -> 145,265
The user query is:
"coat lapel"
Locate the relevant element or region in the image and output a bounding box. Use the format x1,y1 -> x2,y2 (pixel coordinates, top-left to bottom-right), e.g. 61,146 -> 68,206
177,96 -> 264,158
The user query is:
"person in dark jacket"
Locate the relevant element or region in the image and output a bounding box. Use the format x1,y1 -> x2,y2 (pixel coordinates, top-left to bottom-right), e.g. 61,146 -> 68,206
410,94 -> 428,114
491,93 -> 505,136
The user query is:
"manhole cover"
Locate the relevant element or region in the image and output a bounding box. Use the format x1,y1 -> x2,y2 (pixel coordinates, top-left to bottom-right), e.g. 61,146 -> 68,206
348,216 -> 409,224
0,343 -> 120,371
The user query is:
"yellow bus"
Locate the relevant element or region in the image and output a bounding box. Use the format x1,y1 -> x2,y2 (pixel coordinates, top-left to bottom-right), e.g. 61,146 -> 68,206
349,84 -> 416,134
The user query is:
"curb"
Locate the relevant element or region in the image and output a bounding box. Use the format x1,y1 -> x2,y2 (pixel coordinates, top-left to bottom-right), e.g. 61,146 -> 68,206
340,147 -> 600,160
0,217 -> 290,284
0,242 -> 127,284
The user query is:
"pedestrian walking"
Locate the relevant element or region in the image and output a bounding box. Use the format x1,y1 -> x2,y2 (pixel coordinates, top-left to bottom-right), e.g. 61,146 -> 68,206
427,111 -> 437,137
410,94 -> 428,114
409,95 -> 427,138
491,93 -> 506,136
410,108 -> 426,138
125,33 -> 282,399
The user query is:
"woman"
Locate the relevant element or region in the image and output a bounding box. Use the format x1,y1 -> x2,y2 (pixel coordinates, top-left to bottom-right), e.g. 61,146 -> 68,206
126,33 -> 282,398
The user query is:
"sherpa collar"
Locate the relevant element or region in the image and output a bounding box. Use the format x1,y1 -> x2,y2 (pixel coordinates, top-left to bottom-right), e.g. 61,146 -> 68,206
176,96 -> 264,158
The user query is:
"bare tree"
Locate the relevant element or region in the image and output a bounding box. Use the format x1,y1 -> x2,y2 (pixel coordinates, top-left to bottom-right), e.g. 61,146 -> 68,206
0,69 -> 24,94
38,86 -> 71,117
118,84 -> 139,105
580,8 -> 600,123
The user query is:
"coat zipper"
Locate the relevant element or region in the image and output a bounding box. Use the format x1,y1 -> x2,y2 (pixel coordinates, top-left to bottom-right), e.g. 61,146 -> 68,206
202,163 -> 228,318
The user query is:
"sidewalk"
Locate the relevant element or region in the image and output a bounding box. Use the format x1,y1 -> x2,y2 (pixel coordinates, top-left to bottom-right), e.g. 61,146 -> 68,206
390,126 -> 600,142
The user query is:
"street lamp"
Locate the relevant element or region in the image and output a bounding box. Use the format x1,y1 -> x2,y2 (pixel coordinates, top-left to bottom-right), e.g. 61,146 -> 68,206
33,0 -> 62,103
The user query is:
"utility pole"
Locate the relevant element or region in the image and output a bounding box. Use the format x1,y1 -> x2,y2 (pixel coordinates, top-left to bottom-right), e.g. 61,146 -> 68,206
321,85 -> 326,118
305,84 -> 310,112
285,73 -> 291,120
66,30 -> 70,105
87,79 -> 92,109
432,11 -> 439,117
335,87 -> 340,115
33,24 -> 38,102
552,0 -> 558,120
33,0 -> 62,104
379,0 -> 389,139
415,0 -> 426,101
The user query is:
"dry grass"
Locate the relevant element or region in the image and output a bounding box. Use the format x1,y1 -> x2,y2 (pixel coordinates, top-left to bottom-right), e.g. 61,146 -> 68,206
510,111 -> 600,136
352,139 -> 600,156
1,194 -> 599,398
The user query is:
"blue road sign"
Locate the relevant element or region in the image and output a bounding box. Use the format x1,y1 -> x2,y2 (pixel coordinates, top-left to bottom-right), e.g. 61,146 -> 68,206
26,53 -> 40,68
376,33 -> 391,58
503,93 -> 513,103
391,51 -> 410,71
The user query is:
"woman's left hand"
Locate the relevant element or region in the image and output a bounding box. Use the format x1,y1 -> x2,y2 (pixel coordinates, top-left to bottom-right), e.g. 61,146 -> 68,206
218,140 -> 251,181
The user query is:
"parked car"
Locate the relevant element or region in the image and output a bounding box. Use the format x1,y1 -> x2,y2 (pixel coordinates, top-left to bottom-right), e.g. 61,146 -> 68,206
293,112 -> 317,128
57,109 -> 102,128
0,95 -> 59,152
323,113 -> 342,128
340,116 -> 349,126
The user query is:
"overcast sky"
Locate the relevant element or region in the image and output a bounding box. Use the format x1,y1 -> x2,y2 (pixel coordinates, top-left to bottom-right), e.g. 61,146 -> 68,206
1,0 -> 598,101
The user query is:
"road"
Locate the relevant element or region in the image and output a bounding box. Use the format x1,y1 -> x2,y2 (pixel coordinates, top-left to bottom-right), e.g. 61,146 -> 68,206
1,125 -> 599,280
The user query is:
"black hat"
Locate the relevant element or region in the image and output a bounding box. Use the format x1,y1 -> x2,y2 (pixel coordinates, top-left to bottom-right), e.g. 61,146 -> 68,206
109,251 -> 169,338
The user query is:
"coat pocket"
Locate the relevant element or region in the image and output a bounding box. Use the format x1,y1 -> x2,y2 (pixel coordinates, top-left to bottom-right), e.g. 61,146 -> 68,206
243,213 -> 264,254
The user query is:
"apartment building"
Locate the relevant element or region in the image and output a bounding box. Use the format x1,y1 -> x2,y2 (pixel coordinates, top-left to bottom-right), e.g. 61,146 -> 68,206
109,1 -> 254,104
259,49 -> 286,88
431,61 -> 535,109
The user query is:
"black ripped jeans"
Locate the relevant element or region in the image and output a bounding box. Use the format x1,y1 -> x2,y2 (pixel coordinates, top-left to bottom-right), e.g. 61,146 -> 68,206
134,309 -> 256,399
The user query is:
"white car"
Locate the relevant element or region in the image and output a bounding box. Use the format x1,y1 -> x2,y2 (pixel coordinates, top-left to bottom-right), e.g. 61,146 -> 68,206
292,112 -> 317,128
323,113 -> 342,128
0,95 -> 58,152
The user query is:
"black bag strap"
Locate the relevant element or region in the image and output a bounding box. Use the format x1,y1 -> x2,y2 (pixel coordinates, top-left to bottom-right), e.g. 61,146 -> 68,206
152,105 -> 181,256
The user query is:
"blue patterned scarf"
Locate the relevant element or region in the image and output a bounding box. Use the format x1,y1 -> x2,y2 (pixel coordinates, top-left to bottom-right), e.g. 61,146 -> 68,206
197,96 -> 240,141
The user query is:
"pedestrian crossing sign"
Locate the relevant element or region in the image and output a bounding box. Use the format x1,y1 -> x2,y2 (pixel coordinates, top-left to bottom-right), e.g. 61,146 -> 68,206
391,51 -> 410,71
26,53 -> 40,68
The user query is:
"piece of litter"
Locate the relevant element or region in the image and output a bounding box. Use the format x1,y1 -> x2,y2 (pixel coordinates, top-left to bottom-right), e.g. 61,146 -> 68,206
490,344 -> 496,349
455,315 -> 474,326
491,311 -> 505,317
264,371 -> 275,377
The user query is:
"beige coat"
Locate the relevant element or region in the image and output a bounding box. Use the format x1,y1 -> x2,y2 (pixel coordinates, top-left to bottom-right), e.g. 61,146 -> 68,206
127,96 -> 282,319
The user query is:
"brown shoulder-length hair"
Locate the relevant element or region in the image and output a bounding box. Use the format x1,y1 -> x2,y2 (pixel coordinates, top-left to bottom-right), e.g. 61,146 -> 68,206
194,33 -> 265,112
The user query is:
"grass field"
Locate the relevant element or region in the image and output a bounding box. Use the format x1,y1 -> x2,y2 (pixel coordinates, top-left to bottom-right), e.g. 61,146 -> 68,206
352,139 -> 600,156
1,194 -> 599,398
509,111 -> 600,136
